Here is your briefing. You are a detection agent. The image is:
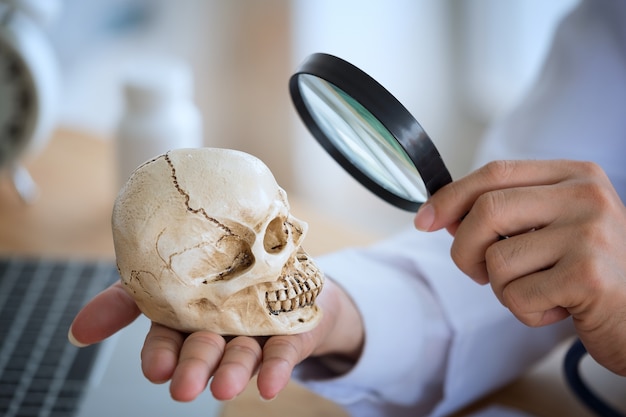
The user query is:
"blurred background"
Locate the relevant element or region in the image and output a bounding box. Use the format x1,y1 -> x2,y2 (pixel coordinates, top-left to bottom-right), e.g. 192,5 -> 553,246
45,0 -> 577,238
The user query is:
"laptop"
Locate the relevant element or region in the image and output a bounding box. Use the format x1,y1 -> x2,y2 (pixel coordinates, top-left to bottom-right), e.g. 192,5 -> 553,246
0,256 -> 222,417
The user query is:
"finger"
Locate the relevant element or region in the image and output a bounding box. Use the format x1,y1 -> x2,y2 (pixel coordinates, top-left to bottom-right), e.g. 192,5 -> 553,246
499,265 -> 574,327
484,226 -> 566,300
68,281 -> 141,347
257,334 -> 313,400
501,242 -> 622,328
141,322 -> 185,384
418,160 -> 576,232
450,184 -> 569,283
209,336 -> 262,401
169,331 -> 226,402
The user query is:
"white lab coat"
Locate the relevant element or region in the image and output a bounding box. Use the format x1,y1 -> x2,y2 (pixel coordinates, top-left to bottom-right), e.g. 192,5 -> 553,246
295,1 -> 626,416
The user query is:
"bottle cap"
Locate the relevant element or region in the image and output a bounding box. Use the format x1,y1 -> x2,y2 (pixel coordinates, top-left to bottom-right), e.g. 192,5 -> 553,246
123,57 -> 194,111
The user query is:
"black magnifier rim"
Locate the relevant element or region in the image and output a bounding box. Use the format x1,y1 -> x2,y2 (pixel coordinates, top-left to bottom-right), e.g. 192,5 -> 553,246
289,52 -> 452,211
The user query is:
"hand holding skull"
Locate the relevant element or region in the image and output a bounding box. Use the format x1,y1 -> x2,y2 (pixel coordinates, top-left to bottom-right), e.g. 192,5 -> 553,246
70,148 -> 363,401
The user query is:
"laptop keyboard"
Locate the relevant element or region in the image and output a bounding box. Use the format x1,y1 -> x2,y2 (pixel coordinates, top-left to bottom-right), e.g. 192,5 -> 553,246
0,257 -> 118,417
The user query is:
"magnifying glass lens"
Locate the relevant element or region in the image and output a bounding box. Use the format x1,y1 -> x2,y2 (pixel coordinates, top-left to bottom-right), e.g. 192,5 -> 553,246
290,53 -> 452,211
298,74 -> 428,203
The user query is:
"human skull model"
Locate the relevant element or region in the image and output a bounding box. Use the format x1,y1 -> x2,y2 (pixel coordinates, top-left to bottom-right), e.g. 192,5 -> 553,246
112,148 -> 324,336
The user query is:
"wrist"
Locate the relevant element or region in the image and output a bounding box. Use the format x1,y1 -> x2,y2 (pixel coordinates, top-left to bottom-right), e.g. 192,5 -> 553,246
313,278 -> 364,361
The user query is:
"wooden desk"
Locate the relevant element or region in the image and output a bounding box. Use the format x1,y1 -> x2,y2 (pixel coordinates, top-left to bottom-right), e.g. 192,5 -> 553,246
1,130 -> 622,417
0,130 -> 116,259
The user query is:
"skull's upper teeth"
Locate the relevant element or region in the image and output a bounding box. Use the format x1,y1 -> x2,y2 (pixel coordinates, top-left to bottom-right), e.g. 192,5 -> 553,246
266,274 -> 322,315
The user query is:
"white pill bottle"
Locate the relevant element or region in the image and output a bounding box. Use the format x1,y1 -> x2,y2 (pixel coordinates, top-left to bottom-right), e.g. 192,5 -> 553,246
115,58 -> 203,187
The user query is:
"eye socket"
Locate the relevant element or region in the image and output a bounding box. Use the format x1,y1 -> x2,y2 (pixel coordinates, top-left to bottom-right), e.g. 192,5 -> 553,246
213,236 -> 255,280
168,236 -> 255,284
263,217 -> 289,253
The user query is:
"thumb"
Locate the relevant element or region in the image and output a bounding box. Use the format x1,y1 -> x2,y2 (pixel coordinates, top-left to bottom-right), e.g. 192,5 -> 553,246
413,166 -> 483,233
414,185 -> 468,233
68,281 -> 141,347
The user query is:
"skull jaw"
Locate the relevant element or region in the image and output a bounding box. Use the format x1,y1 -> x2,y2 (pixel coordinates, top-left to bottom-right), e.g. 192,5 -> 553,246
205,297 -> 324,336
131,294 -> 323,336
123,272 -> 325,336
214,283 -> 324,336
177,271 -> 325,335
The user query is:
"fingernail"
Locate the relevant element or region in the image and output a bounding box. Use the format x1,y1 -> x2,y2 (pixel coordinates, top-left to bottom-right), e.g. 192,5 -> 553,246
414,203 -> 435,232
68,327 -> 89,348
259,394 -> 277,402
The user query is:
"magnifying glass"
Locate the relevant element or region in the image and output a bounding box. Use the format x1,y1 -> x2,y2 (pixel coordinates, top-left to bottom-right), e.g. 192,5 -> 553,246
289,53 -> 452,212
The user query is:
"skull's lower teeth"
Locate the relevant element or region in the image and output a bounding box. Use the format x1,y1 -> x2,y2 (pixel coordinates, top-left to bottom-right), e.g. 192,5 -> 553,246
266,275 -> 322,315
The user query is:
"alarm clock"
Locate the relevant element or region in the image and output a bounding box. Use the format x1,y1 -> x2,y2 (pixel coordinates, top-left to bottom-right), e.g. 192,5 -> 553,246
0,0 -> 59,201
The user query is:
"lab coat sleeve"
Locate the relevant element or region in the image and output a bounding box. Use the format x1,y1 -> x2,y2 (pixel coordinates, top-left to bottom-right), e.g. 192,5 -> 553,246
295,229 -> 574,417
